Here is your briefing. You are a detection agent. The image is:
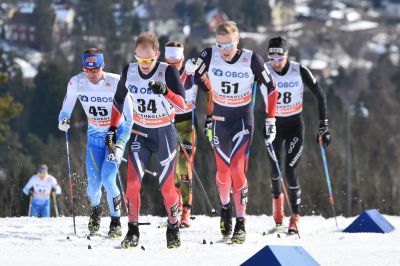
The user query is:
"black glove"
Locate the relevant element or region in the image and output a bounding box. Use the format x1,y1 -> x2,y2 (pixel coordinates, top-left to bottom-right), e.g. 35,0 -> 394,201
148,81 -> 168,95
105,126 -> 117,153
317,120 -> 331,147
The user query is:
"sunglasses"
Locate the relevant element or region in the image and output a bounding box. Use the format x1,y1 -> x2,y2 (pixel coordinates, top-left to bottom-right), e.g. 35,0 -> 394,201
135,55 -> 157,64
83,67 -> 101,73
38,167 -> 48,174
216,41 -> 236,50
268,56 -> 285,62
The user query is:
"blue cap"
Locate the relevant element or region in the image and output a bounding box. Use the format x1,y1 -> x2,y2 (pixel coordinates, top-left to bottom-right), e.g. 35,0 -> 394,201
82,53 -> 104,68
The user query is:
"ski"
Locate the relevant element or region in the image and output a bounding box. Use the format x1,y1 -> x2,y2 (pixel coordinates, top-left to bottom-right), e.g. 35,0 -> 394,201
264,224 -> 288,235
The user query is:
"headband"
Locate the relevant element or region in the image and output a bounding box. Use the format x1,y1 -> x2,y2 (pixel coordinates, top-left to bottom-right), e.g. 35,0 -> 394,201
82,53 -> 104,68
165,47 -> 184,60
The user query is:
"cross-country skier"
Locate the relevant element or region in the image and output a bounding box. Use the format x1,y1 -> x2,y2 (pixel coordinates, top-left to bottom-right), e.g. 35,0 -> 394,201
23,164 -> 61,217
186,21 -> 278,243
164,40 -> 213,228
107,32 -> 186,249
58,48 -> 133,237
265,36 -> 331,234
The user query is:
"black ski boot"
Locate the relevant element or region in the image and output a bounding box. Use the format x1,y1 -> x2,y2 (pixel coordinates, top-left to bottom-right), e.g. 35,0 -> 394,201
121,222 -> 140,248
108,216 -> 122,238
231,217 -> 246,244
220,203 -> 232,239
88,206 -> 102,236
166,221 -> 181,249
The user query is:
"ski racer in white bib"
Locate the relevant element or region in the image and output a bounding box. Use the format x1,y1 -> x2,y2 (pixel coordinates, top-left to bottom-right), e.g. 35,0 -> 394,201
23,164 -> 61,217
265,36 -> 331,235
106,32 -> 186,249
187,21 -> 278,244
58,48 -> 133,237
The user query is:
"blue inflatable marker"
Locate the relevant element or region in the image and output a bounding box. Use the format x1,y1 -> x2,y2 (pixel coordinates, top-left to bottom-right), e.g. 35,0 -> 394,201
242,245 -> 320,266
343,209 -> 395,233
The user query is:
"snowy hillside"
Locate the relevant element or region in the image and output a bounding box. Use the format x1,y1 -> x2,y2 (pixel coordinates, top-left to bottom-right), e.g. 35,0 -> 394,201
0,215 -> 398,266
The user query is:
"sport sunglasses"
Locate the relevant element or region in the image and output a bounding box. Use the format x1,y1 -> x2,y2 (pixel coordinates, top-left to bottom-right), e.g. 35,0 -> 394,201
216,41 -> 236,50
135,55 -> 157,64
83,67 -> 102,73
268,56 -> 285,62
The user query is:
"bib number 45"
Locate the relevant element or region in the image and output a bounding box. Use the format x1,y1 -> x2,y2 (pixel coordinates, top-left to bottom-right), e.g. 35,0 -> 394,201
89,106 -> 108,116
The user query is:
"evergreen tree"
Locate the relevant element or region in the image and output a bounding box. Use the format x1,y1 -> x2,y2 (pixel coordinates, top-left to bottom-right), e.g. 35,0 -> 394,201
32,0 -> 55,51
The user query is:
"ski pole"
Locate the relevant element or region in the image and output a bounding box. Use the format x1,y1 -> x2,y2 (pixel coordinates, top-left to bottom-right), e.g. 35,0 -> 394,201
52,191 -> 59,217
319,137 -> 338,228
191,75 -> 196,165
158,94 -> 216,215
112,159 -> 129,216
245,82 -> 258,172
65,131 -> 76,234
120,158 -> 157,176
267,143 -> 300,239
28,194 -> 32,217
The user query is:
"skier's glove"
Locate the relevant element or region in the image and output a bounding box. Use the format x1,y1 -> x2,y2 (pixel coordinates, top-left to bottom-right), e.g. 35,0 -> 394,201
204,115 -> 213,143
264,118 -> 276,145
58,118 -> 70,132
317,119 -> 331,147
185,58 -> 198,75
148,81 -> 168,95
105,126 -> 117,154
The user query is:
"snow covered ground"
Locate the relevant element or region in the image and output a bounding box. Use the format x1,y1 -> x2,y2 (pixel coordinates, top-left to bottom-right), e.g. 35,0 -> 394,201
0,214 -> 398,266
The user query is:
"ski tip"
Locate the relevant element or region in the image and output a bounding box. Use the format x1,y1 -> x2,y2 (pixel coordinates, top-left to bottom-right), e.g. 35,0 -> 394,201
141,246 -> 145,251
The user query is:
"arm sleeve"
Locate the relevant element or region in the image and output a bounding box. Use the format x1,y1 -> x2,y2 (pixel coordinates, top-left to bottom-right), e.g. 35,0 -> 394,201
193,48 -> 212,85
300,65 -> 327,121
165,65 -> 186,111
116,95 -> 134,148
58,77 -> 78,121
50,176 -> 62,195
22,177 -> 34,195
251,53 -> 278,118
110,65 -> 129,128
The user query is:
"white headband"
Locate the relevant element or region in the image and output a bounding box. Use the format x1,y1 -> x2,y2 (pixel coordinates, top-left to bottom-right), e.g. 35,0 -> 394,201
165,47 -> 184,60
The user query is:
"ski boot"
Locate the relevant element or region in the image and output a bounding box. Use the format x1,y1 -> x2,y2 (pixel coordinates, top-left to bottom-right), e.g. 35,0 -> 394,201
121,222 -> 140,248
231,217 -> 246,244
288,214 -> 300,235
220,203 -> 232,239
108,216 -> 122,238
179,206 -> 191,228
88,206 -> 102,236
166,221 -> 181,249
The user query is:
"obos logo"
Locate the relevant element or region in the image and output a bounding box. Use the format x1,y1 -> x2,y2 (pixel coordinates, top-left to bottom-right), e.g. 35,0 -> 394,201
90,96 -> 113,102
277,81 -> 299,88
128,84 -> 152,94
79,95 -> 89,102
212,68 -> 249,78
212,68 -> 223,77
224,71 -> 249,78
